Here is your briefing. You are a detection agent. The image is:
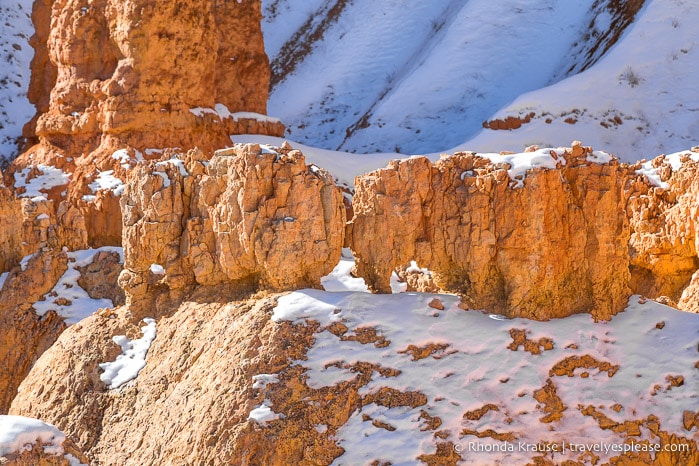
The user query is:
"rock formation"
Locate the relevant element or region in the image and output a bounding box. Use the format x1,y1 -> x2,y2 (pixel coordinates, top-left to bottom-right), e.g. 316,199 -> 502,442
0,250 -> 67,413
626,151 -> 699,308
349,143 -> 632,321
119,143 -> 346,305
3,0 -> 285,253
0,173 -> 23,272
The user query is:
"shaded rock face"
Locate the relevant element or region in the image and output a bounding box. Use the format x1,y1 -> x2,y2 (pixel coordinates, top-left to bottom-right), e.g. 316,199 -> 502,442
0,178 -> 23,272
627,154 -> 699,308
349,146 -> 631,321
0,250 -> 68,413
119,144 -> 346,305
7,294 -> 321,465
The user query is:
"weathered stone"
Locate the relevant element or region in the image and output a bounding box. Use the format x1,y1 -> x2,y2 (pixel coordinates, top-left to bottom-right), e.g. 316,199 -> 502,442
120,144 -> 346,304
349,145 -> 631,320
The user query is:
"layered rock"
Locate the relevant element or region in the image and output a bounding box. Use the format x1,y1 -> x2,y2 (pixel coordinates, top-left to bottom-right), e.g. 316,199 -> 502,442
349,144 -> 631,320
626,151 -> 699,308
119,143 -> 345,305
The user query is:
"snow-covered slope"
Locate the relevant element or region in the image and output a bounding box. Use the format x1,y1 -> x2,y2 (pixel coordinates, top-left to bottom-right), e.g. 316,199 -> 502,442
264,259 -> 699,464
459,0 -> 699,161
0,0 -> 34,165
263,0 -> 698,161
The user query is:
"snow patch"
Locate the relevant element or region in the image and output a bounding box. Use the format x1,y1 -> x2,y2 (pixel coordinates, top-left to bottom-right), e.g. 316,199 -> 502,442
271,291 -> 699,464
0,0 -> 34,163
636,150 -> 699,189
13,164 -> 70,198
33,247 -> 123,325
252,374 -> 280,389
248,400 -> 284,426
0,415 -> 66,457
99,318 -> 157,389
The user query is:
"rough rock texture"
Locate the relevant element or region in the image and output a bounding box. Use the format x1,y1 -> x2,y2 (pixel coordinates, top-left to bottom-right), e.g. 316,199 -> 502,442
0,250 -> 68,413
9,291 -> 698,466
626,153 -> 699,309
77,250 -> 125,307
8,293 -> 336,465
3,0 -> 284,253
119,143 -> 345,304
24,0 -> 274,151
349,145 -> 631,320
0,176 -> 23,273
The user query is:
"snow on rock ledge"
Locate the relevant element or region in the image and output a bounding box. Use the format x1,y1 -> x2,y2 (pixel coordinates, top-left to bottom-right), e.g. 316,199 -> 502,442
0,415 -> 87,465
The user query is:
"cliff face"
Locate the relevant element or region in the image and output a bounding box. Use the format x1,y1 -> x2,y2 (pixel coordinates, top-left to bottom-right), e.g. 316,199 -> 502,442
0,175 -> 23,273
26,0 -> 272,152
0,250 -> 67,413
627,152 -> 699,308
350,143 -> 632,321
118,143 -> 346,306
3,0 -> 284,253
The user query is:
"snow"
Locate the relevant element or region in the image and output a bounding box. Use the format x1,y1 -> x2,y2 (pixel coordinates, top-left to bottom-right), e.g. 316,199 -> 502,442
263,0 -> 699,161
270,291 -> 699,464
190,103 -> 281,124
149,263 -> 165,275
13,164 -> 70,199
112,148 -> 144,170
33,247 -> 124,325
248,400 -> 284,426
230,111 -> 282,124
99,318 -> 157,389
0,0 -> 34,163
154,170 -> 171,187
405,260 -> 432,276
252,374 -> 280,389
264,0 -> 607,154
320,248 -> 369,293
83,170 -> 125,201
0,415 -> 66,457
454,0 -> 699,162
155,157 -> 189,177
19,253 -> 32,271
233,136 -> 603,189
636,149 -> 699,189
233,135 -> 407,187
0,271 -> 7,291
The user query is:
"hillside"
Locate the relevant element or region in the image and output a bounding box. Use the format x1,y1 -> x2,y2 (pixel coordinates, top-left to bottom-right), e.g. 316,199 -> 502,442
263,0 -> 698,160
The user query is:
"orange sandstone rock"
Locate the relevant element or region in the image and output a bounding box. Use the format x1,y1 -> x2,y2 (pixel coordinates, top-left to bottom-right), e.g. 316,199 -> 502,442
349,145 -> 631,320
119,144 -> 345,304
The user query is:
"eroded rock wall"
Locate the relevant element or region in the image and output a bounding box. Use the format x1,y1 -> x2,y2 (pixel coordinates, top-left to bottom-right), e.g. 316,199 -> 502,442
4,0 -> 284,253
119,143 -> 346,304
626,154 -> 699,307
349,144 -> 632,321
0,175 -> 23,273
0,250 -> 68,413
